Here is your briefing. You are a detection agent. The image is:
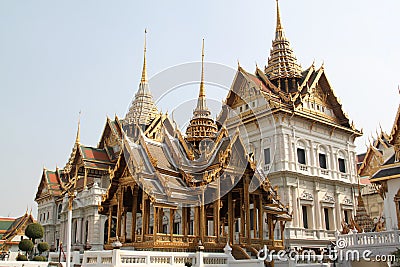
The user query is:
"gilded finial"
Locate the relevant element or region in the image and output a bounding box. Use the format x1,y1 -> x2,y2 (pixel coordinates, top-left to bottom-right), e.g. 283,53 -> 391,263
141,29 -> 148,84
276,0 -> 282,31
199,38 -> 205,97
76,111 -> 81,144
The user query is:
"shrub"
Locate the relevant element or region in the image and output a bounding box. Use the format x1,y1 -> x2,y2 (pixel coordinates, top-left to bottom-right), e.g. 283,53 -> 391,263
25,223 -> 44,241
16,254 -> 28,261
32,255 -> 46,261
37,242 -> 49,254
18,239 -> 34,254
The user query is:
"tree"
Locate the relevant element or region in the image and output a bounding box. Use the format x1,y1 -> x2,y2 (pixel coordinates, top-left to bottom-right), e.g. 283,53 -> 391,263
37,242 -> 49,255
18,239 -> 34,255
16,254 -> 28,261
25,223 -> 44,242
32,256 -> 46,261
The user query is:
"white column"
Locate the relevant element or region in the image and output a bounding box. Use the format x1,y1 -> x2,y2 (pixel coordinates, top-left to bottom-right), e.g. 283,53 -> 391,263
76,218 -> 82,244
291,186 -> 297,228
314,190 -> 322,230
66,209 -> 72,267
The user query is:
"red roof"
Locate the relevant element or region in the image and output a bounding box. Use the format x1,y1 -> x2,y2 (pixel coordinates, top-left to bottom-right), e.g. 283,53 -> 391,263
359,177 -> 371,185
80,146 -> 110,162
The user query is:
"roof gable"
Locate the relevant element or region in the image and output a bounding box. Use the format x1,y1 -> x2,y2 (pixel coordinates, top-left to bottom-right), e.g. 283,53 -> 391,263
35,169 -> 63,201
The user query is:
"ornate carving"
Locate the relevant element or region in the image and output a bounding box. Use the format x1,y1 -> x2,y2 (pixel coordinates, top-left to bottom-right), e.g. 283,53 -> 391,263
322,193 -> 335,203
342,196 -> 353,206
300,191 -> 313,201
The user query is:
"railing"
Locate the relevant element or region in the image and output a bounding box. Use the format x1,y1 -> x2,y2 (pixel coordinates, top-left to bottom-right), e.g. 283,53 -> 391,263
80,248 -> 265,267
337,230 -> 400,249
320,169 -> 329,176
299,164 -> 308,171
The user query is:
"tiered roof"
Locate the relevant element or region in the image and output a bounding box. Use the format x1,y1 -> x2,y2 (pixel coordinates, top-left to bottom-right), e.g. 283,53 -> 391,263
0,212 -> 35,251
185,40 -> 218,145
264,0 -> 302,81
125,30 -> 159,127
221,1 -> 360,136
101,120 -> 289,218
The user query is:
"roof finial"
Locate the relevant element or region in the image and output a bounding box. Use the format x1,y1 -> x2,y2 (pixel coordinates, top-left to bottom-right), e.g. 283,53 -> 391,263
276,0 -> 282,31
141,28 -> 148,84
76,111 -> 81,144
199,38 -> 205,97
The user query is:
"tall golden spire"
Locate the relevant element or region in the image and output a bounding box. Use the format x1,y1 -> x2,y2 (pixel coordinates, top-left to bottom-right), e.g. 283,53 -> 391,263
199,38 -> 205,98
276,0 -> 282,31
75,111 -> 81,144
125,29 -> 159,127
185,39 -> 217,145
265,0 -> 302,82
140,29 -> 148,84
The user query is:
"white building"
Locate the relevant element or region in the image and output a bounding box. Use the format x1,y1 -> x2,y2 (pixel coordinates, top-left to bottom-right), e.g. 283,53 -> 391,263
220,0 -> 362,250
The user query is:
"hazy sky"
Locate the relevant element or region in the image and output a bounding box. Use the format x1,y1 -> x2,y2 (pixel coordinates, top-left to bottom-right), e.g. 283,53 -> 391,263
1,0 -> 399,218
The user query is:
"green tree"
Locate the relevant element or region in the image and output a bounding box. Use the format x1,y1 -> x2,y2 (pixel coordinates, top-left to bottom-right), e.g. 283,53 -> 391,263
16,254 -> 28,261
32,255 -> 46,261
37,242 -> 49,255
25,223 -> 44,242
18,239 -> 34,255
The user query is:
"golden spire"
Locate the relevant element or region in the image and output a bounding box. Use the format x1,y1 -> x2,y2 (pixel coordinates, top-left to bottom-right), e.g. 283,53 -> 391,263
199,38 -> 205,97
276,0 -> 282,31
265,0 -> 302,81
141,29 -> 148,84
76,111 -> 81,144
185,39 -> 217,145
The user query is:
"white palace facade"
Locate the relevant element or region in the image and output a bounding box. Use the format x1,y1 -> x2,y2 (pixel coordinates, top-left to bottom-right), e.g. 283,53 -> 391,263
219,0 -> 362,249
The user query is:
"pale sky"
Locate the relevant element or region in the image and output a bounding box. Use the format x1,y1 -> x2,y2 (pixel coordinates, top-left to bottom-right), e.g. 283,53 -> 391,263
0,0 -> 399,218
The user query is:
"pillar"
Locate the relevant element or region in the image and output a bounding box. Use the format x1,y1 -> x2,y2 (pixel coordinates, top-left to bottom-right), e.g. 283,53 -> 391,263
131,188 -> 138,242
107,206 -> 113,243
258,195 -> 263,240
182,207 -> 187,236
244,177 -> 251,243
228,192 -> 234,244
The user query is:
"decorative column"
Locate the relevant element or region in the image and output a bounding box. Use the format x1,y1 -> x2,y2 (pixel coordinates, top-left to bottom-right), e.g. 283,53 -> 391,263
170,209 -> 175,239
131,188 -> 138,242
122,208 -> 127,242
334,190 -> 341,230
194,206 -> 200,237
153,206 -> 158,239
141,194 -> 147,238
213,199 -> 220,238
244,176 -> 251,243
258,195 -> 263,240
66,191 -> 76,267
116,188 -> 123,238
76,218 -> 82,244
240,190 -> 245,238
253,195 -> 257,238
314,188 -> 322,230
200,187 -> 206,242
182,207 -> 188,236
107,206 -> 113,243
228,192 -> 234,245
